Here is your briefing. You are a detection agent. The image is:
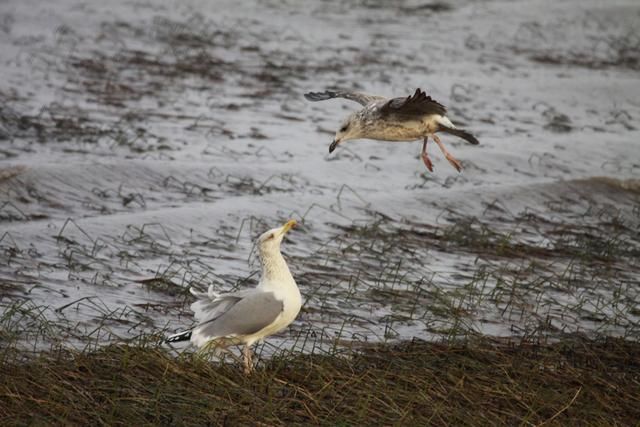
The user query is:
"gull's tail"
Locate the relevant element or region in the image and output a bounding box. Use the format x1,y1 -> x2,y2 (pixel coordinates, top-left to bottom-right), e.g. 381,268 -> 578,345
439,125 -> 480,145
166,330 -> 192,343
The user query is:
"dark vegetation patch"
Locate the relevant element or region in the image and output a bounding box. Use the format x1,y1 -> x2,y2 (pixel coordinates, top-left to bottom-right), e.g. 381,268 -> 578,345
511,19 -> 640,71
529,33 -> 640,71
64,15 -> 347,104
0,103 -> 109,144
0,336 -> 638,425
322,206 -> 640,265
0,12 -> 365,158
285,188 -> 640,340
4,179 -> 638,345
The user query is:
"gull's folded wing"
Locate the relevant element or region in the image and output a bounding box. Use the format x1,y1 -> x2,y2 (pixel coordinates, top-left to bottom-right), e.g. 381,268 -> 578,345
192,291 -> 284,343
190,288 -> 254,322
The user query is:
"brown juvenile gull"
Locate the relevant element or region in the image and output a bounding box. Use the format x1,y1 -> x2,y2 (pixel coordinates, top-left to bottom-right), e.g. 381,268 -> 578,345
166,220 -> 301,375
304,88 -> 479,172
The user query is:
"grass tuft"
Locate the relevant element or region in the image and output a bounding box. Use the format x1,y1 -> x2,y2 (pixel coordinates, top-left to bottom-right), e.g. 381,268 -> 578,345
0,336 -> 638,425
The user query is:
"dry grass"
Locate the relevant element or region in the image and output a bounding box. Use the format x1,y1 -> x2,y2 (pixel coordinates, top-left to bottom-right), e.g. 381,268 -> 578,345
0,336 -> 638,426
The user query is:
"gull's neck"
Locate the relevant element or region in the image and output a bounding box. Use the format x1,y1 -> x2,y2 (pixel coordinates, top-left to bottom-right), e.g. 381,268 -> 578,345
258,245 -> 295,290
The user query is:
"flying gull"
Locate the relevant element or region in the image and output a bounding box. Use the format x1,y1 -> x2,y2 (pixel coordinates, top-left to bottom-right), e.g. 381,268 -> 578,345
304,88 -> 479,172
166,219 -> 302,375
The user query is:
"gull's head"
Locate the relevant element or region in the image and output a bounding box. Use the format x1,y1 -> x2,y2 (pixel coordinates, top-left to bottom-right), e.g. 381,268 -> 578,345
329,113 -> 362,153
257,219 -> 297,254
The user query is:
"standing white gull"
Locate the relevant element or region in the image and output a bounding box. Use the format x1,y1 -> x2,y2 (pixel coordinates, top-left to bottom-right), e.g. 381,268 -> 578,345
166,219 -> 301,375
304,88 -> 479,172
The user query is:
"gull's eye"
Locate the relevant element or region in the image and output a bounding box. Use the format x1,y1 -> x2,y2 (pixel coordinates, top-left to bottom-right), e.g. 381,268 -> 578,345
267,233 -> 275,240
340,124 -> 349,133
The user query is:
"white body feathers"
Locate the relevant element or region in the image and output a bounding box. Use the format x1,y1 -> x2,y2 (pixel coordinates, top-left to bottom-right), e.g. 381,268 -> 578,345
170,220 -> 301,350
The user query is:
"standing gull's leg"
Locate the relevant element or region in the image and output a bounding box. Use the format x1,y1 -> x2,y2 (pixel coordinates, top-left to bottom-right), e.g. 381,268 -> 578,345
243,344 -> 253,375
433,134 -> 463,172
421,137 -> 434,172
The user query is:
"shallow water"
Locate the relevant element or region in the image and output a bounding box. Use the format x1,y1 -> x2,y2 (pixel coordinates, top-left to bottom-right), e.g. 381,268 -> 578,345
1,0 -> 639,352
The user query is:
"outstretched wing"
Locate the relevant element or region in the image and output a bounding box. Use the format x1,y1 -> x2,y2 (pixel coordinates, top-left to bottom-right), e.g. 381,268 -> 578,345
380,88 -> 447,117
191,291 -> 283,346
304,90 -> 383,106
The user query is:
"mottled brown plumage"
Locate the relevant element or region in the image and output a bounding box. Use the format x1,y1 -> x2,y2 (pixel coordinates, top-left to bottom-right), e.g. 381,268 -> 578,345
304,88 -> 479,173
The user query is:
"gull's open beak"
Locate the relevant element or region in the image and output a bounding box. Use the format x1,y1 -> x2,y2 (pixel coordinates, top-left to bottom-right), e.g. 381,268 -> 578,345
329,139 -> 339,153
281,219 -> 297,234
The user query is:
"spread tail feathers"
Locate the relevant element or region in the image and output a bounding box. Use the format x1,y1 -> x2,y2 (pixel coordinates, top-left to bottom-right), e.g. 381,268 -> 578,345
166,330 -> 192,343
440,126 -> 479,145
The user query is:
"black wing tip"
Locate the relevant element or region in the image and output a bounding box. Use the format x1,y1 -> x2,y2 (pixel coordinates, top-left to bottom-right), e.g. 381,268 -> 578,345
304,91 -> 335,102
404,88 -> 446,113
411,88 -> 428,99
457,129 -> 480,145
442,127 -> 480,145
165,330 -> 192,343
303,91 -> 319,101
406,88 -> 420,101
409,88 -> 439,103
463,133 -> 480,145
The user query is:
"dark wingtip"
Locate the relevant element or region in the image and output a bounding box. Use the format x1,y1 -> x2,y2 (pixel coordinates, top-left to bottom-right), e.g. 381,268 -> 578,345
461,130 -> 480,145
304,91 -> 334,102
408,88 -> 430,103
165,330 -> 192,343
439,126 -> 480,145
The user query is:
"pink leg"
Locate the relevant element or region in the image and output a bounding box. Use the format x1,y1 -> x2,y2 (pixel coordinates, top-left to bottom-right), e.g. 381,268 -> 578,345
421,137 -> 434,172
243,344 -> 253,375
433,134 -> 463,172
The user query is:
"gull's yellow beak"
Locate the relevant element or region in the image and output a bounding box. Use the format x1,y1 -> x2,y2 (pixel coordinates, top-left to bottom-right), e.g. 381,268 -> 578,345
281,219 -> 297,234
